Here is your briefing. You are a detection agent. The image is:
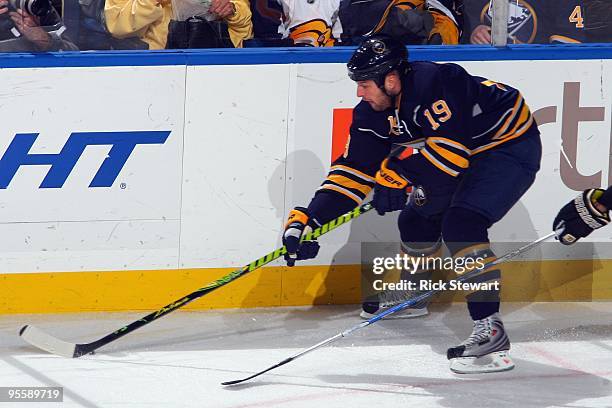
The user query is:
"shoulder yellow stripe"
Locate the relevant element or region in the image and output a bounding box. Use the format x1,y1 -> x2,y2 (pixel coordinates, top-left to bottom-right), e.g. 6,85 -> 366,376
327,174 -> 373,196
426,140 -> 470,168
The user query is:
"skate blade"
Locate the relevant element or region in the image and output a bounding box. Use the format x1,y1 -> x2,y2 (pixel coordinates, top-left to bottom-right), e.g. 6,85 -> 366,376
449,351 -> 515,374
360,307 -> 428,320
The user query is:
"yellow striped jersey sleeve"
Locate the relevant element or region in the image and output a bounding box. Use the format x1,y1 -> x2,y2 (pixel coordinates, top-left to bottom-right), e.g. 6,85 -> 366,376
421,137 -> 470,177
318,164 -> 376,204
471,91 -> 535,155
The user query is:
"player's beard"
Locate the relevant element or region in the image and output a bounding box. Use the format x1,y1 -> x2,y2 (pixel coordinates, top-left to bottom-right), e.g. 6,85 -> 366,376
367,94 -> 392,111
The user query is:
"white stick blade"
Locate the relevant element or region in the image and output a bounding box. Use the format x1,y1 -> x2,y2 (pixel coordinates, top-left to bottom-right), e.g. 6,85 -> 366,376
19,325 -> 77,358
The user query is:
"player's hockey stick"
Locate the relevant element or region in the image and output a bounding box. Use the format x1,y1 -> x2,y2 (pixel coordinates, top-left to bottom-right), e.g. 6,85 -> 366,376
222,231 -> 556,385
19,202 -> 374,358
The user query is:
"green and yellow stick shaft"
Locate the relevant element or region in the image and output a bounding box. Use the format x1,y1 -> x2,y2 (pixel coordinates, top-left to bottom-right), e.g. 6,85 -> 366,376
20,202 -> 374,358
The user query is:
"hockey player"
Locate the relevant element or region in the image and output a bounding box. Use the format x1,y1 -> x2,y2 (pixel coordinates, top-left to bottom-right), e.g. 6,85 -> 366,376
554,187 -> 611,245
282,35 -> 541,373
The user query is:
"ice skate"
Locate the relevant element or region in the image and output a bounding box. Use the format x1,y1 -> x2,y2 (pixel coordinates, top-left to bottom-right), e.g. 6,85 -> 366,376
447,312 -> 514,374
360,288 -> 429,319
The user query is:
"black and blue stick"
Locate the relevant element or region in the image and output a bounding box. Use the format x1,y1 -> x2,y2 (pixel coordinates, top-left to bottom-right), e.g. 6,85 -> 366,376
222,231 -> 556,385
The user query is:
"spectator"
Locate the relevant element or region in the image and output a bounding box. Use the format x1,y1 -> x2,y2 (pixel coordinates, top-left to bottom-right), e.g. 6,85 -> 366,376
277,0 -> 341,46
338,0 -> 463,45
466,0 -> 586,44
252,0 -> 463,47
247,0 -> 285,45
0,0 -> 78,51
104,0 -> 253,49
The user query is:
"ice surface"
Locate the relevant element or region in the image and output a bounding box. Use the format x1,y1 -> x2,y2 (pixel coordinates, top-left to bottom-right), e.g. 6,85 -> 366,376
1,302 -> 612,407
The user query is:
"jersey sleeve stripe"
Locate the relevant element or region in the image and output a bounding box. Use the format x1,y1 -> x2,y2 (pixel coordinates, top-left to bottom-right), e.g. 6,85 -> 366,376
498,103 -> 531,140
421,148 -> 460,177
326,174 -> 373,196
329,165 -> 376,182
317,184 -> 362,204
427,137 -> 471,154
471,108 -> 513,139
426,140 -> 470,168
491,94 -> 524,140
471,115 -> 534,155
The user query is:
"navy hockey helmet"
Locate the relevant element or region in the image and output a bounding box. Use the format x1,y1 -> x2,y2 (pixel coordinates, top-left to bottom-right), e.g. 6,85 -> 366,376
347,35 -> 409,86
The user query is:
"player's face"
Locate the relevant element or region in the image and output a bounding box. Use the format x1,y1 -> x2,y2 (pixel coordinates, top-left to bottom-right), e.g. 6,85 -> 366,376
356,80 -> 392,111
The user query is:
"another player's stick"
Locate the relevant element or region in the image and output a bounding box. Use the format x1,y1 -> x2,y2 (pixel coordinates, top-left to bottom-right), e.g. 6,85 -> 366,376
222,231 -> 556,385
20,203 -> 374,358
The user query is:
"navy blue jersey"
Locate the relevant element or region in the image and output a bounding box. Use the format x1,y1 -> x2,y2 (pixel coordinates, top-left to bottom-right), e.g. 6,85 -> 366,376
307,61 -> 537,222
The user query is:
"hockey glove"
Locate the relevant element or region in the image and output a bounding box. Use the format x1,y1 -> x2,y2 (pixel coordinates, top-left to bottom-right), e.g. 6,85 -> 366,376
283,207 -> 321,267
553,189 -> 610,245
372,158 -> 411,216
